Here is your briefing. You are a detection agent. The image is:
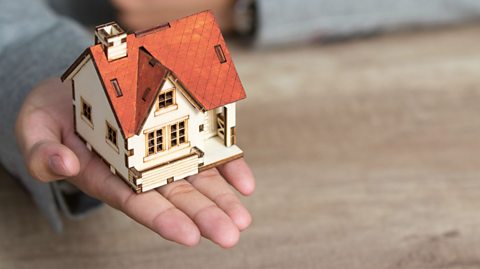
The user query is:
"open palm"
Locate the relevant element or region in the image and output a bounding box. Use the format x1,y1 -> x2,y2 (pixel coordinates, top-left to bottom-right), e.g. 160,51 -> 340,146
15,78 -> 255,247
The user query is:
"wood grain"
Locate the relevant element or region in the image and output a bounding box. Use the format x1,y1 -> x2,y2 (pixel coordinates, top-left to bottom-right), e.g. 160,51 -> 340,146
2,24 -> 480,269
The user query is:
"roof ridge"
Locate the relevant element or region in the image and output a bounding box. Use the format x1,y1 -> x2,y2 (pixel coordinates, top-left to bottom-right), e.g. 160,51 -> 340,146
133,10 -> 213,38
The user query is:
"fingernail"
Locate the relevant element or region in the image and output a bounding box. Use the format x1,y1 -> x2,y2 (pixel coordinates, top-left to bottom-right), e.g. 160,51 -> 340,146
49,155 -> 67,176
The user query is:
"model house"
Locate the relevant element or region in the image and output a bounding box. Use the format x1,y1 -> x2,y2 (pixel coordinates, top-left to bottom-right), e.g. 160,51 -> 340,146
61,11 -> 246,193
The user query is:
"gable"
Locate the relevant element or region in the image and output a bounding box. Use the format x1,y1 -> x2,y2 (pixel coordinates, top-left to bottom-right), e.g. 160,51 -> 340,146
140,75 -> 199,132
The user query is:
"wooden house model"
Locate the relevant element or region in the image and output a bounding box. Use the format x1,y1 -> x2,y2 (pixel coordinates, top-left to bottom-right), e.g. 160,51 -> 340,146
61,11 -> 246,193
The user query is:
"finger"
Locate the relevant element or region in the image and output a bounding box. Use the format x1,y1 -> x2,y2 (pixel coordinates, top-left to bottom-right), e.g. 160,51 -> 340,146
157,180 -> 240,248
117,13 -> 161,32
69,157 -> 200,246
188,168 -> 252,231
113,0 -> 212,14
15,79 -> 80,182
217,158 -> 255,196
117,8 -> 200,31
115,1 -> 233,31
110,0 -> 151,13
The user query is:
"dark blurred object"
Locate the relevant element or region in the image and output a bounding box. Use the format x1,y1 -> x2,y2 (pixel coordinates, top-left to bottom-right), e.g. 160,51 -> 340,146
47,0 -> 116,27
233,0 -> 258,37
52,181 -> 102,219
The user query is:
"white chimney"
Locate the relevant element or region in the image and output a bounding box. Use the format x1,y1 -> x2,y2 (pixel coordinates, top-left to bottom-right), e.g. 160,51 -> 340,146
95,22 -> 128,61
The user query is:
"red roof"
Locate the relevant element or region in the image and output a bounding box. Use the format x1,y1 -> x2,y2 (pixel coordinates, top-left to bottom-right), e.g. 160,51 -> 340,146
85,11 -> 246,138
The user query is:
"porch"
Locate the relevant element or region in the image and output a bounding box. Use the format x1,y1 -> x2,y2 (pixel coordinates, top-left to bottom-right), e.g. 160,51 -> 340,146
200,136 -> 243,171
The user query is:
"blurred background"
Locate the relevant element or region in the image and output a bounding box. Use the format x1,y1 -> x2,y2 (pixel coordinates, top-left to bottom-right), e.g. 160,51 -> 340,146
3,0 -> 480,268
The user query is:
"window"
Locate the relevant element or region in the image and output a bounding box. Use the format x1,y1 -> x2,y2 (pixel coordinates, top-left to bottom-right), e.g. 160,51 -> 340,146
146,128 -> 164,156
106,122 -> 118,148
158,89 -> 174,109
81,98 -> 92,124
145,119 -> 187,157
111,79 -> 123,97
214,44 -> 227,64
170,120 -> 186,147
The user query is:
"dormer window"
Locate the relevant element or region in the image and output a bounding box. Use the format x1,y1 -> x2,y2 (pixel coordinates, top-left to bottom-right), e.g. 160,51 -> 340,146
158,89 -> 175,109
214,44 -> 227,64
111,79 -> 123,97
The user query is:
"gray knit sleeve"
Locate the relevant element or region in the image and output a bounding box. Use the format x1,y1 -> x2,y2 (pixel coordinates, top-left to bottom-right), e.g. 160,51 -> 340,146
0,0 -> 91,230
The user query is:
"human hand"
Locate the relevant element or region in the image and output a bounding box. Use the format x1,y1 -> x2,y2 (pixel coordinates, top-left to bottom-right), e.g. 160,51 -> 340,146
15,78 -> 255,247
111,0 -> 235,32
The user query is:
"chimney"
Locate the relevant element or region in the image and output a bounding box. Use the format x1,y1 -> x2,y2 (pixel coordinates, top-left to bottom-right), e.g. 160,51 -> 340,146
95,22 -> 127,61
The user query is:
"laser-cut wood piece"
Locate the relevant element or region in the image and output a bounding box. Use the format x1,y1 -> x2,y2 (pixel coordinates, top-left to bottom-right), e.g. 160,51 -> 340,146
61,11 -> 246,193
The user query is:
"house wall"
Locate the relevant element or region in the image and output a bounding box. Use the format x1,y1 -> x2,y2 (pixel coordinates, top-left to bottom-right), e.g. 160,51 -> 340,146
72,59 -> 130,184
127,75 -> 205,173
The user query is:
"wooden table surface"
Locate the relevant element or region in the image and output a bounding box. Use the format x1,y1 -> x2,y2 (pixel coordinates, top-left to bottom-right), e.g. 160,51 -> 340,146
2,24 -> 480,269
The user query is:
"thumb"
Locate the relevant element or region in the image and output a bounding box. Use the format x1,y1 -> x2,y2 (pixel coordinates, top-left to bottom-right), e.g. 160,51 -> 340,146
27,140 -> 80,182
15,78 -> 80,182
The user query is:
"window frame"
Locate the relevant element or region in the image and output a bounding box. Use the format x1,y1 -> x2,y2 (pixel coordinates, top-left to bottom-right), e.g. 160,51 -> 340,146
105,121 -> 119,151
157,88 -> 176,111
111,79 -> 123,97
169,120 -> 187,149
214,44 -> 227,64
80,97 -> 93,128
145,127 -> 165,156
143,118 -> 189,158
